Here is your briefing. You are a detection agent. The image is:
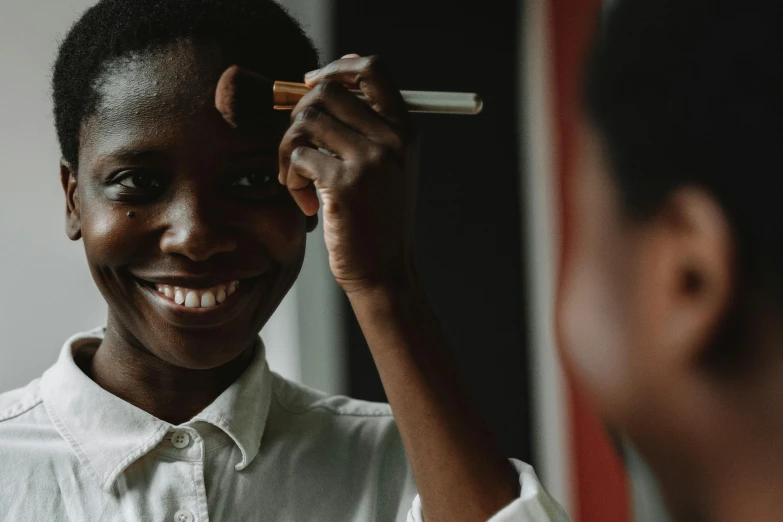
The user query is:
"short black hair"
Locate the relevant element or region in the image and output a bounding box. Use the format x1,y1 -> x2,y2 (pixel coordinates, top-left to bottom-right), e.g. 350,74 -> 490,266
53,0 -> 320,167
585,0 -> 783,299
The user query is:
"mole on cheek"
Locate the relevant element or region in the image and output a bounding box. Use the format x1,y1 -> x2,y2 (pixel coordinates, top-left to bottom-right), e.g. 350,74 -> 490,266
127,211 -> 136,218
84,208 -> 141,260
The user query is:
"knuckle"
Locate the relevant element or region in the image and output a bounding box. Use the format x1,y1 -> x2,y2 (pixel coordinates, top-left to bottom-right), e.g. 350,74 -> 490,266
279,133 -> 295,156
365,145 -> 391,168
320,61 -> 338,77
280,132 -> 306,162
290,146 -> 307,163
363,55 -> 383,75
314,79 -> 339,99
297,105 -> 322,125
283,129 -> 304,149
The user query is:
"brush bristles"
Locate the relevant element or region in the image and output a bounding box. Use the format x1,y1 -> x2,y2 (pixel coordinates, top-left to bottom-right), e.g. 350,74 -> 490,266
215,65 -> 274,129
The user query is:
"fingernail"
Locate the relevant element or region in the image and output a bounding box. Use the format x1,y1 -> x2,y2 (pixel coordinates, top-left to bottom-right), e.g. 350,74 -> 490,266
304,69 -> 319,80
341,53 -> 360,59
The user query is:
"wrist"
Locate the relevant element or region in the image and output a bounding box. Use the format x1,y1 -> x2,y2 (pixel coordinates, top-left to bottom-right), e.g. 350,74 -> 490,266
341,261 -> 420,300
345,271 -> 428,322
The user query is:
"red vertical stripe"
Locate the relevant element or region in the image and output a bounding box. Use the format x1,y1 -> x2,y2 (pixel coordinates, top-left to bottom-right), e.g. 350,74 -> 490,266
547,1 -> 631,521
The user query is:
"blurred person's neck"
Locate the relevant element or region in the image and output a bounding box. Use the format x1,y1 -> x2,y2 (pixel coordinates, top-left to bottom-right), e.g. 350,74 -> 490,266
663,306 -> 783,522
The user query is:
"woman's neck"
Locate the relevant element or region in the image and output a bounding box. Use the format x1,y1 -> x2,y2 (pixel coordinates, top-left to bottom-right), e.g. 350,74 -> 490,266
87,322 -> 255,425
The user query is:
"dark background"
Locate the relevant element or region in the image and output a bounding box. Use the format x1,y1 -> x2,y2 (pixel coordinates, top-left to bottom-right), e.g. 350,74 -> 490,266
333,0 -> 531,462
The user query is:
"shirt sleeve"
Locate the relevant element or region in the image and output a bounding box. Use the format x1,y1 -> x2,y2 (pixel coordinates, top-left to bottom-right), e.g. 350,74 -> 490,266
405,459 -> 572,522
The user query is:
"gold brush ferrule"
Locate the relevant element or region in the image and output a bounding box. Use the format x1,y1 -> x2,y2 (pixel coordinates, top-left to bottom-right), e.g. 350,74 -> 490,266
272,81 -> 311,110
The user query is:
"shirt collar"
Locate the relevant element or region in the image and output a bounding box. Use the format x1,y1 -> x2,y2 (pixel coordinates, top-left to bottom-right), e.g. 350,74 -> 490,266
40,327 -> 273,492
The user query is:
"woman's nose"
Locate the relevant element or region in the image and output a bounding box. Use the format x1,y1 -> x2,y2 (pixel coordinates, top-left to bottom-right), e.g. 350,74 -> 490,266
159,194 -> 237,261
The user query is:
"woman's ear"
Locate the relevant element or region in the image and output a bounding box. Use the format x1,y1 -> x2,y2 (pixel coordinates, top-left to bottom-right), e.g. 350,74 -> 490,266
60,160 -> 82,241
653,187 -> 735,367
306,213 -> 319,233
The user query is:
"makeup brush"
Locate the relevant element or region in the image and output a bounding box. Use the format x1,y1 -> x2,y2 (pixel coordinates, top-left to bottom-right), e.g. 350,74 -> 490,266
215,65 -> 483,128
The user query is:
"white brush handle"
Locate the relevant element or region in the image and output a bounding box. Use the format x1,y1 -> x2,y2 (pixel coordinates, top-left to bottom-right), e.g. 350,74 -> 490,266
399,90 -> 483,115
354,90 -> 483,115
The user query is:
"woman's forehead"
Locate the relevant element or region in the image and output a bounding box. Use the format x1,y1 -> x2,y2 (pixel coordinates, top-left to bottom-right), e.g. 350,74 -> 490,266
80,42 -> 283,163
92,42 -> 224,126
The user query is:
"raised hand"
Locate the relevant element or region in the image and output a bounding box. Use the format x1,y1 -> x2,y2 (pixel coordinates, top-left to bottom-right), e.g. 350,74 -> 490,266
278,55 -> 419,294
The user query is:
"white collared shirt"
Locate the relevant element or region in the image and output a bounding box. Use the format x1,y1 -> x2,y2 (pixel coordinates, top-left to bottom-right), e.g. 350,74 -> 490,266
0,328 -> 570,522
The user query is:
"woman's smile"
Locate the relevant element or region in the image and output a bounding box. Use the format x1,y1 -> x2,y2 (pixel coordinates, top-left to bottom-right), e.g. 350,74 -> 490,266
153,280 -> 239,308
134,273 -> 270,329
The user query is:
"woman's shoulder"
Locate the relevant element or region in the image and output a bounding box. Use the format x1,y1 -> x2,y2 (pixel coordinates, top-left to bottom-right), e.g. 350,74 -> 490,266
262,373 -> 417,512
265,372 -> 407,465
265,372 -> 413,485
0,378 -> 43,425
269,371 -> 394,419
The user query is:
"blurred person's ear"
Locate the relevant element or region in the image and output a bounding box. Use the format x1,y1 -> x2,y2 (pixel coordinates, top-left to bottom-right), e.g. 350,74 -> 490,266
637,187 -> 734,371
60,160 -> 82,241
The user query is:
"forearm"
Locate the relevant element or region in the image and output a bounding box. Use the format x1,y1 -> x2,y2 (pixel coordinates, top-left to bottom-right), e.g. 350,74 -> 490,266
347,278 -> 519,522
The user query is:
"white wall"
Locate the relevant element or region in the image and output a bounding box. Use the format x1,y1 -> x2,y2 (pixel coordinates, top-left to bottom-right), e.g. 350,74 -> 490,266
0,0 -> 345,395
0,0 -> 104,390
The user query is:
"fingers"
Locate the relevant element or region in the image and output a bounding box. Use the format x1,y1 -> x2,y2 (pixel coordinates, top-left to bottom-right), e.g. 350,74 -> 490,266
280,146 -> 341,216
304,55 -> 409,124
290,80 -> 405,155
279,105 -> 369,174
279,53 -> 415,220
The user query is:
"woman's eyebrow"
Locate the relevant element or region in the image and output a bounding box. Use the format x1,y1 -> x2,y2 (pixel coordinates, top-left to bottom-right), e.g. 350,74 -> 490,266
92,146 -> 278,168
98,147 -> 169,163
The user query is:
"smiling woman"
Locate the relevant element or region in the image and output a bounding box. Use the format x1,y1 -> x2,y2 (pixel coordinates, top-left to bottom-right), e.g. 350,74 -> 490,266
0,0 -> 568,521
64,40 -> 311,373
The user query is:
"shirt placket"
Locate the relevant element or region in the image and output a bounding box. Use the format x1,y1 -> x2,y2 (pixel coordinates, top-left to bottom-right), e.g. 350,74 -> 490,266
164,427 -> 210,522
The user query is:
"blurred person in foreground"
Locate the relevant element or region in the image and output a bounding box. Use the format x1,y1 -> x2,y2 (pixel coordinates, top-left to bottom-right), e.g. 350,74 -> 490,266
557,0 -> 783,521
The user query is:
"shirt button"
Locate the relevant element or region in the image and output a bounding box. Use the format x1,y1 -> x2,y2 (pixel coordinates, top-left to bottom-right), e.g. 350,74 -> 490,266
170,431 -> 191,449
174,509 -> 194,522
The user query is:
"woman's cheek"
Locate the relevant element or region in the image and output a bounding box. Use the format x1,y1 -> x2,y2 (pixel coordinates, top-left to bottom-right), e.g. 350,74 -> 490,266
80,202 -> 146,266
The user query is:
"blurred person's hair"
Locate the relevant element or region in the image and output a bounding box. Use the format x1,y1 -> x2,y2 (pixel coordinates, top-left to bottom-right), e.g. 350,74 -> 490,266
52,0 -> 319,168
585,0 -> 783,302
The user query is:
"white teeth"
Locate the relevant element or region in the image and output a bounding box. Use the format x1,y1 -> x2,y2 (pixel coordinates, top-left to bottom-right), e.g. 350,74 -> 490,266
185,291 -> 200,308
152,280 -> 240,308
201,291 -> 216,308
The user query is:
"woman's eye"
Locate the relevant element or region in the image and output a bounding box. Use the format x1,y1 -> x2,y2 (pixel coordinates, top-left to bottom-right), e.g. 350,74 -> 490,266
117,172 -> 161,190
234,173 -> 274,188
231,171 -> 283,201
